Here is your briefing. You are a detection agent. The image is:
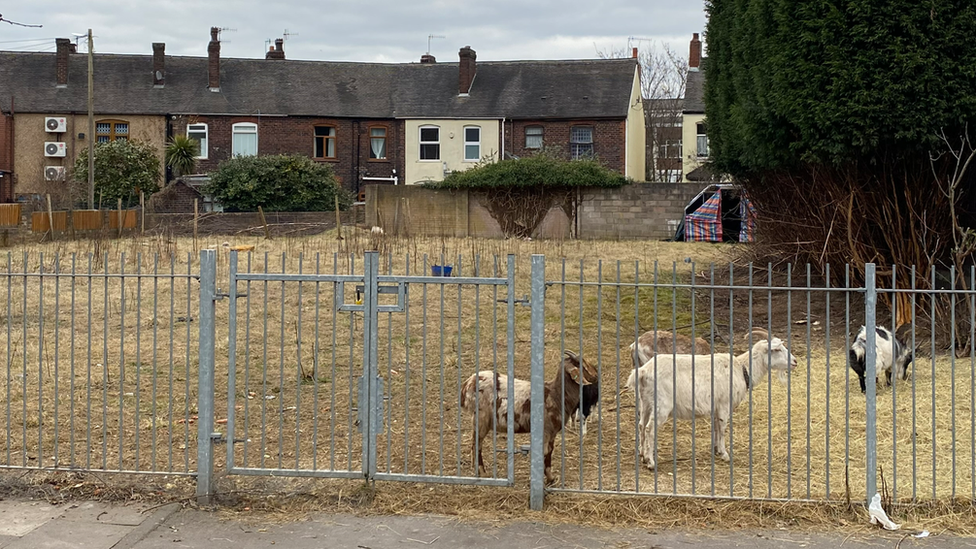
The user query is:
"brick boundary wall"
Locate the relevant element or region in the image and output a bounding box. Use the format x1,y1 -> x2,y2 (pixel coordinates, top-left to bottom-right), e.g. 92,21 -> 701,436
577,183 -> 704,240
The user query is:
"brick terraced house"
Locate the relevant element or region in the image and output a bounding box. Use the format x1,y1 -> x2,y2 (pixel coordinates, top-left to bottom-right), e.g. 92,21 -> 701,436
0,28 -> 644,207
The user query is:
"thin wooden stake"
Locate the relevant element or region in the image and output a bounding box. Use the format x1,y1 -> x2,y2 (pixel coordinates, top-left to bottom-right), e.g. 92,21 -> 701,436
117,197 -> 124,238
46,194 -> 56,241
140,191 -> 145,234
258,205 -> 271,240
335,193 -> 343,240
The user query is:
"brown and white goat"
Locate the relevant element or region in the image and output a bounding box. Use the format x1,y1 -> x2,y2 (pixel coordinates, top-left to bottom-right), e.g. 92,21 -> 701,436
629,330 -> 713,370
460,350 -> 597,485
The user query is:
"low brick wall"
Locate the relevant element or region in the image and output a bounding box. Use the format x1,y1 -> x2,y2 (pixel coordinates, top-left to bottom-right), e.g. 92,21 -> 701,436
578,183 -> 703,240
366,183 -> 707,240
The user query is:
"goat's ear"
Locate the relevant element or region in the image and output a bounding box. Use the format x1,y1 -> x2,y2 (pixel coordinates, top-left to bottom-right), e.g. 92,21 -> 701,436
567,365 -> 593,385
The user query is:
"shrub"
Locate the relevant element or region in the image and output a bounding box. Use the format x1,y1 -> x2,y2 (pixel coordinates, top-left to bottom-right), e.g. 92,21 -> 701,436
206,154 -> 353,212
165,135 -> 199,178
427,154 -> 631,190
73,139 -> 162,208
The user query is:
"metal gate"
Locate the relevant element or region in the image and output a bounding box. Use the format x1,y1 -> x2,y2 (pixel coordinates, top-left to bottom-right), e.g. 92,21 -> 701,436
218,250 -> 520,487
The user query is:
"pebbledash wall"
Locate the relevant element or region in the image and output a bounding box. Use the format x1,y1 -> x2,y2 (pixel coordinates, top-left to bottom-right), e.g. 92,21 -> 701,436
365,183 -> 704,240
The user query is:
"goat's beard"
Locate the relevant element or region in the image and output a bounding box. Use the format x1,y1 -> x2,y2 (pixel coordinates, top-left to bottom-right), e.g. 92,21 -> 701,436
776,369 -> 790,385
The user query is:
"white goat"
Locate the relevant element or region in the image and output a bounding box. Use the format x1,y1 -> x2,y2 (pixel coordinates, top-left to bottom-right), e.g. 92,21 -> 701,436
849,325 -> 913,393
629,329 -> 797,470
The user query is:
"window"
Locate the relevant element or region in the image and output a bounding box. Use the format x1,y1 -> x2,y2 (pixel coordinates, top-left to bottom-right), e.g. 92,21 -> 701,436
232,123 -> 258,157
657,139 -> 682,160
525,125 -> 543,149
419,126 -> 440,160
314,126 -> 336,159
696,122 -> 709,157
463,126 -> 481,161
570,126 -> 593,159
96,120 -> 129,143
187,123 -> 208,159
369,126 -> 387,160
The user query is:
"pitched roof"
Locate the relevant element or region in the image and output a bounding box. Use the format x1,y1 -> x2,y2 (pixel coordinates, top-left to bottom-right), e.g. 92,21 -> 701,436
0,50 -> 637,120
684,68 -> 705,113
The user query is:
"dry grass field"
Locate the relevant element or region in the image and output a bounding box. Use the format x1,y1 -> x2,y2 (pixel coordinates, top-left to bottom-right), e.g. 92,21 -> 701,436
1,228 -> 974,531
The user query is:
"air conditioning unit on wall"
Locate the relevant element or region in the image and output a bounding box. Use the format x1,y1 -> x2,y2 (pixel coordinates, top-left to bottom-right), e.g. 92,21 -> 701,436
45,117 -> 67,133
44,166 -> 65,181
44,142 -> 67,157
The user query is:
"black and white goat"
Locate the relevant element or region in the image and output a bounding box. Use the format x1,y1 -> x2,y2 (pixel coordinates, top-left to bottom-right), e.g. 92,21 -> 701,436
849,325 -> 913,393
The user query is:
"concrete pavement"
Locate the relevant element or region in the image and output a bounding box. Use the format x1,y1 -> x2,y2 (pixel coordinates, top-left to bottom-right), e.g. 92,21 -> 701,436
2,497 -> 976,549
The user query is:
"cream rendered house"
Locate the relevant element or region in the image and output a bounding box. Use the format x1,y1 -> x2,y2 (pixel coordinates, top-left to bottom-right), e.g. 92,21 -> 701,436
400,47 -> 644,185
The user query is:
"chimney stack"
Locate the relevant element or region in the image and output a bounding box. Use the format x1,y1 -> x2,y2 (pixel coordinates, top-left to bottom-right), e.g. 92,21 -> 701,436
153,43 -> 165,87
689,33 -> 702,70
208,27 -> 221,91
266,38 -> 285,60
420,53 -> 436,63
56,38 -> 71,87
458,46 -> 476,95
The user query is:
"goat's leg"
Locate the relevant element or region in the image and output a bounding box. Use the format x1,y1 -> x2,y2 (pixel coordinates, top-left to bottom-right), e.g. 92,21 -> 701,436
543,432 -> 556,486
643,412 -> 662,471
472,416 -> 488,475
713,413 -> 730,462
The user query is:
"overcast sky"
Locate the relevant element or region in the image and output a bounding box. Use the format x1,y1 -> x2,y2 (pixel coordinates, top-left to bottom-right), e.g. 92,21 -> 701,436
0,1 -> 706,63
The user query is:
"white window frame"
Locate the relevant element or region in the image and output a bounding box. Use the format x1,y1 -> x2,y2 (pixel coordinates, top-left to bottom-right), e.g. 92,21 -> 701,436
525,125 -> 543,149
570,126 -> 594,160
463,125 -> 481,162
232,122 -> 258,157
187,123 -> 208,160
419,125 -> 440,161
696,122 -> 709,158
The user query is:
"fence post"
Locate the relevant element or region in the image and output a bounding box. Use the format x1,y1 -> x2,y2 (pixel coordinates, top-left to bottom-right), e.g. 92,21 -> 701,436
361,250 -> 380,478
529,254 -> 546,510
864,263 -> 878,505
196,249 -> 217,504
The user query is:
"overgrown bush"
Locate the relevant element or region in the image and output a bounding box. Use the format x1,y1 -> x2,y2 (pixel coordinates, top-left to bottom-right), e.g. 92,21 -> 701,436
73,139 -> 162,208
426,154 -> 631,190
206,154 -> 353,212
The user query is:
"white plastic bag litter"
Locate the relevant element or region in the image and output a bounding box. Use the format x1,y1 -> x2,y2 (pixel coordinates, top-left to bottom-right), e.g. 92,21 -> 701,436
868,493 -> 901,531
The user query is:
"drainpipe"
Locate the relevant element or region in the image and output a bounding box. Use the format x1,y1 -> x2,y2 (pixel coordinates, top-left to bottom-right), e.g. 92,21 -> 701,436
500,117 -> 505,161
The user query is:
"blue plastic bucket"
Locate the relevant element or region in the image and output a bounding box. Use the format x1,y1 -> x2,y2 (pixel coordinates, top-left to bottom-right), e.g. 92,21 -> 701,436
432,265 -> 453,277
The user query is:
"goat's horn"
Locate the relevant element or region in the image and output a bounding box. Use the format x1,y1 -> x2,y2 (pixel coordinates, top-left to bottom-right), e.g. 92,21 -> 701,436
564,350 -> 579,361
747,327 -> 769,340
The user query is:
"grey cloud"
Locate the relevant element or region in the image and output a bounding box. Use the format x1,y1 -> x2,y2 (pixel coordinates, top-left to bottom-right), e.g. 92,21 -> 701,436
2,0 -> 705,62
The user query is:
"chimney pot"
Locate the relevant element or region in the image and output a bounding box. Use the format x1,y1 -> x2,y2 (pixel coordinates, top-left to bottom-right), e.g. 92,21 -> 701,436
689,32 -> 702,69
208,27 -> 221,90
55,38 -> 71,87
266,37 -> 286,59
458,46 -> 477,95
632,47 -> 638,58
152,42 -> 165,87
420,53 -> 436,63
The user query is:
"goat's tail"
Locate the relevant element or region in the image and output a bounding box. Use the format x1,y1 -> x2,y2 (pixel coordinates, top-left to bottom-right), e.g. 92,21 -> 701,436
623,368 -> 638,394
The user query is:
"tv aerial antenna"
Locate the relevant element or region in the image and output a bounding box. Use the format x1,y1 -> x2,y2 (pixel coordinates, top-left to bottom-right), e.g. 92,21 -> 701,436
427,34 -> 445,55
628,36 -> 654,51
217,27 -> 237,44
